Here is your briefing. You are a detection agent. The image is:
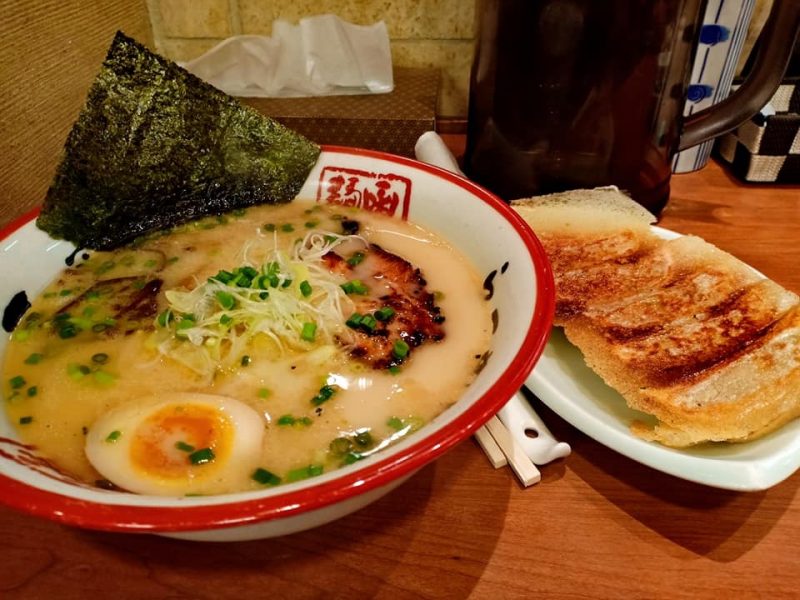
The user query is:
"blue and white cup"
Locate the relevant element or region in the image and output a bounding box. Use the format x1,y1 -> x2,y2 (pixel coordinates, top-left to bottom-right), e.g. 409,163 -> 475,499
672,0 -> 756,173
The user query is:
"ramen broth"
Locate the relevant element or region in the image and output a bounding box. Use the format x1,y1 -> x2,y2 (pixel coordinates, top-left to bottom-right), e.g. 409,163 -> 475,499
3,202 -> 492,495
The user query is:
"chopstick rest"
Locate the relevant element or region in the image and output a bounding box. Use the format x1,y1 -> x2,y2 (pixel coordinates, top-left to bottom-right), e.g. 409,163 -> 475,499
497,391 -> 571,465
484,416 -> 541,487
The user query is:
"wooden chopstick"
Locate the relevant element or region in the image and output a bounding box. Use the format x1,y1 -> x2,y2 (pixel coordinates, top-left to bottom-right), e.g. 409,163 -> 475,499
483,416 -> 542,487
474,423 -> 508,468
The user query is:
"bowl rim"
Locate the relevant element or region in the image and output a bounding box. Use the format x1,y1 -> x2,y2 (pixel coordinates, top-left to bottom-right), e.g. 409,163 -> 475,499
0,145 -> 554,532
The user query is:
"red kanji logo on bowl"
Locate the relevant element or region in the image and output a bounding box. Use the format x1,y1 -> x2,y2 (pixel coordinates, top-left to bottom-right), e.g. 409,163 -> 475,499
317,166 -> 412,219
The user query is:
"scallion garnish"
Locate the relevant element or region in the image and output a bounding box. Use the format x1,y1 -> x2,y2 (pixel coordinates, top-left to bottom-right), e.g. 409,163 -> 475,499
215,290 -> 236,310
311,384 -> 337,406
286,464 -> 324,482
374,306 -> 395,321
359,315 -> 377,332
157,309 -> 173,327
19,416 -> 33,425
106,430 -> 121,443
346,313 -> 363,328
93,370 -> 116,385
9,375 -> 26,390
189,447 -> 215,465
277,414 -> 296,426
25,352 -> 44,365
252,468 -> 281,486
346,251 -> 366,266
258,388 -> 271,399
299,280 -> 312,297
301,322 -> 317,342
27,386 -> 38,397
393,339 -> 410,359
341,280 -> 369,295
175,441 -> 195,453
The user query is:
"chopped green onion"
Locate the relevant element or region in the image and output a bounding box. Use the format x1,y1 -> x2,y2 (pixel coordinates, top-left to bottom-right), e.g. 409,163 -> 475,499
82,307 -> 96,318
281,223 -> 295,233
189,447 -> 215,465
106,430 -> 121,443
387,416 -> 405,431
144,259 -> 158,268
343,452 -> 364,465
311,384 -> 337,406
19,416 -> 33,425
215,290 -> 236,310
258,388 -> 271,399
241,355 -> 252,367
232,208 -> 247,217
57,323 -> 79,339
354,429 -> 373,448
347,251 -> 366,266
26,386 -> 38,397
212,269 -> 234,284
91,352 -> 109,364
299,280 -> 312,297
176,315 -> 196,330
286,464 -> 324,482
175,441 -> 195,453
219,314 -> 233,326
277,414 -> 296,426
375,306 -> 395,321
93,370 -> 116,385
295,416 -> 313,427
359,315 -> 377,332
157,309 -> 173,327
341,280 -> 369,295
9,376 -> 26,389
92,323 -> 109,333
388,365 -> 402,375
252,468 -> 281,486
263,223 -> 276,232
393,339 -> 410,359
346,313 -> 363,328
301,322 -> 317,342
329,437 -> 353,455
304,220 -> 319,228
67,364 -> 90,380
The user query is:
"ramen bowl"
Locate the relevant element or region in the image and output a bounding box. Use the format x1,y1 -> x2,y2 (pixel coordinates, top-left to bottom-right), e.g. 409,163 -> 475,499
0,146 -> 554,541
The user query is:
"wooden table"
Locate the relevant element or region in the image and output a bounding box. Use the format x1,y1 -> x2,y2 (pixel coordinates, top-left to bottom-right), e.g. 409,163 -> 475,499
1,157 -> 799,599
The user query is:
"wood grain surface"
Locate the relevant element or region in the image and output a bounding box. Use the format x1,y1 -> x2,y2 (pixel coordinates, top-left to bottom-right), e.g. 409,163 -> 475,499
2,122 -> 799,600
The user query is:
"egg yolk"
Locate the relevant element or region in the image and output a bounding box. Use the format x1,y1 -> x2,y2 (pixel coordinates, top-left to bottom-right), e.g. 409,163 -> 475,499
129,404 -> 232,479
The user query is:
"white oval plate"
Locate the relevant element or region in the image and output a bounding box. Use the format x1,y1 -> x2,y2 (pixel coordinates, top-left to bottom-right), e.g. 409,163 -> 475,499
525,226 -> 800,491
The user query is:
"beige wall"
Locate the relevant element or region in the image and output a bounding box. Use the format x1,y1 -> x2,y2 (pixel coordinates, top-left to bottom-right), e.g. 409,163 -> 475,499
146,0 -> 477,118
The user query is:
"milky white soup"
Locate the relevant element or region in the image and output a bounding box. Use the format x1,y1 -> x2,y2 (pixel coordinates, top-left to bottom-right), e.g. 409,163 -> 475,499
2,202 -> 492,496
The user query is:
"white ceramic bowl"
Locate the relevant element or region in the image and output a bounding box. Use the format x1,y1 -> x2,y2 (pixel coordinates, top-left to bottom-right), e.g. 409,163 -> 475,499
0,146 -> 554,541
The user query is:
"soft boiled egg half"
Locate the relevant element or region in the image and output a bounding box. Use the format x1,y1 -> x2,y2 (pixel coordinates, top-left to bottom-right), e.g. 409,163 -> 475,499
85,393 -> 265,496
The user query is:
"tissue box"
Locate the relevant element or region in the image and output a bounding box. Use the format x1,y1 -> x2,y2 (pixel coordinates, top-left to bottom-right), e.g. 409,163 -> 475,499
715,81 -> 800,183
241,68 -> 439,158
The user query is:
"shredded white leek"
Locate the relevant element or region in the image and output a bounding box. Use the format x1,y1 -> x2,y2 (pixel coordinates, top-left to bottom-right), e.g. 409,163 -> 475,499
156,230 -> 366,376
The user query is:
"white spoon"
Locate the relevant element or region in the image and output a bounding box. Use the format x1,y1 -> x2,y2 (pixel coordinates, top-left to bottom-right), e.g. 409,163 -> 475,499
414,131 -> 571,466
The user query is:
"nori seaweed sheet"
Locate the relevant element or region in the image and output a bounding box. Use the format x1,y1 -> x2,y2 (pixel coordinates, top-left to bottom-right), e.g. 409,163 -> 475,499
37,31 -> 321,250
